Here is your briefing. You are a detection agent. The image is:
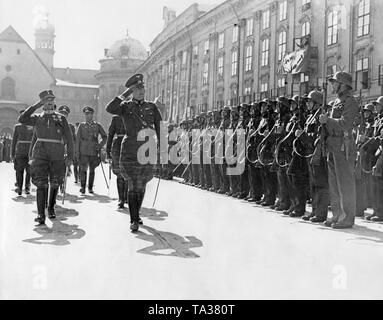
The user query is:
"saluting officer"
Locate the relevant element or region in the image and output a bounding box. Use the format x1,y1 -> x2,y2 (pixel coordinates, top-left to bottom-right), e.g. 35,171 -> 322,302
18,90 -> 74,225
319,72 -> 359,229
106,114 -> 128,209
106,74 -> 163,232
76,106 -> 107,194
11,110 -> 34,195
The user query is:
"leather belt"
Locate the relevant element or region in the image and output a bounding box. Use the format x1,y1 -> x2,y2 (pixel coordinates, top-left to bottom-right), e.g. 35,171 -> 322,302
36,138 -> 64,144
17,141 -> 31,144
116,134 -> 125,137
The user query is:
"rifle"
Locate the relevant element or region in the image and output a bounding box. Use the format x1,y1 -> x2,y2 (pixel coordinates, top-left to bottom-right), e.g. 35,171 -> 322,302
355,90 -> 365,179
311,80 -> 329,166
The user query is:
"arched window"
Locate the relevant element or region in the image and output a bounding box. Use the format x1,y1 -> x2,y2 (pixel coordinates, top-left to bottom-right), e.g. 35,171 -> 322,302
1,77 -> 16,100
301,21 -> 311,37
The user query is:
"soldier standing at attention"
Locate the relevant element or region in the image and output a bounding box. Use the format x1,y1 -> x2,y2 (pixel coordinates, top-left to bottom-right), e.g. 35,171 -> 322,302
11,110 -> 34,196
106,74 -> 163,232
76,107 -> 107,194
106,114 -> 128,209
319,72 -> 359,229
18,90 -> 74,225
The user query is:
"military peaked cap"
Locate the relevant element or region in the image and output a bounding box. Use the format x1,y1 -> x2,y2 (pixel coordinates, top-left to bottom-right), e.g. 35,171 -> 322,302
39,90 -> 55,100
125,74 -> 144,88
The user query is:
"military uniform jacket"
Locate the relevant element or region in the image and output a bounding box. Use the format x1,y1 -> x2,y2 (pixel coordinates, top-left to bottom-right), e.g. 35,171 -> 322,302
11,123 -> 34,158
105,97 -> 162,157
106,115 -> 126,156
18,106 -> 74,161
76,121 -> 107,156
326,91 -> 359,155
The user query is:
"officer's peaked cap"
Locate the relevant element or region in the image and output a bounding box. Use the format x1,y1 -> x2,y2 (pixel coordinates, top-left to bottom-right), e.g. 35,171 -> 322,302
125,74 -> 144,88
39,90 -> 55,100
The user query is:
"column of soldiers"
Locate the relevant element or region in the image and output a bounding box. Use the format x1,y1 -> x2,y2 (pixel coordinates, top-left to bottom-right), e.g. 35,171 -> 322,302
169,71 -> 383,229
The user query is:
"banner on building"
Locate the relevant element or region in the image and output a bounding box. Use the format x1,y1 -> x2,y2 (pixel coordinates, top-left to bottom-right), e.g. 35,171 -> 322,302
280,45 -> 311,75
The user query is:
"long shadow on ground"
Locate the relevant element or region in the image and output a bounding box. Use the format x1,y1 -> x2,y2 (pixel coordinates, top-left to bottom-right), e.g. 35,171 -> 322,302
134,225 -> 203,258
23,206 -> 85,246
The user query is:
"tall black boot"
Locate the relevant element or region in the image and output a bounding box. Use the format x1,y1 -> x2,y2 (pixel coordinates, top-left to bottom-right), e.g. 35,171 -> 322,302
15,170 -> 23,195
80,170 -> 87,194
74,165 -> 79,183
124,180 -> 129,204
35,188 -> 47,224
128,192 -> 139,232
117,178 -> 125,208
48,187 -> 58,219
88,170 -> 95,193
25,167 -> 31,194
137,191 -> 145,225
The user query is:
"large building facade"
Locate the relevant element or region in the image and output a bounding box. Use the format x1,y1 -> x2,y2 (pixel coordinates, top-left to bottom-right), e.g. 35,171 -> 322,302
0,13 -> 147,135
137,0 -> 383,123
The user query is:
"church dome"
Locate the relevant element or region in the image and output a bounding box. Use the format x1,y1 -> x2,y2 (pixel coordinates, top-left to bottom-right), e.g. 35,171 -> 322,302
107,30 -> 148,61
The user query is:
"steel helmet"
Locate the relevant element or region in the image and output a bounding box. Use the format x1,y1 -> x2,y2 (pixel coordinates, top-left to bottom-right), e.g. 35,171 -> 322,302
308,90 -> 324,105
328,71 -> 353,89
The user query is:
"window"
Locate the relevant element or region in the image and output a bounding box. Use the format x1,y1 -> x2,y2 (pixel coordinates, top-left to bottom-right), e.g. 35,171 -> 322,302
263,10 -> 270,29
232,25 -> 239,43
193,45 -> 198,56
244,85 -> 252,95
261,81 -> 268,93
261,38 -> 270,67
280,1 -> 287,21
245,45 -> 253,72
356,57 -> 369,71
278,31 -> 287,61
218,32 -> 225,49
301,21 -> 311,37
204,40 -> 209,55
203,62 -> 209,85
246,18 -> 254,37
327,65 -> 337,76
356,57 -> 369,89
358,0 -> 370,37
231,51 -> 238,76
1,77 -> 16,100
278,77 -> 286,88
218,56 -> 224,77
300,73 -> 309,82
182,51 -> 187,65
327,11 -> 338,45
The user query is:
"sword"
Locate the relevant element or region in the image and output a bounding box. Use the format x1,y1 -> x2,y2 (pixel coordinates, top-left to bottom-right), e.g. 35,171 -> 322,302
100,160 -> 109,190
108,161 -> 112,196
62,165 -> 69,205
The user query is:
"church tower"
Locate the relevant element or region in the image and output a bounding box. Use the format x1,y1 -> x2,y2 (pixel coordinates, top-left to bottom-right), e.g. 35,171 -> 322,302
34,10 -> 55,71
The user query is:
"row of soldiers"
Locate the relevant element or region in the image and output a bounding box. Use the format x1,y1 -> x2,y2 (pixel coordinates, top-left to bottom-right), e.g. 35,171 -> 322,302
162,71 -> 383,228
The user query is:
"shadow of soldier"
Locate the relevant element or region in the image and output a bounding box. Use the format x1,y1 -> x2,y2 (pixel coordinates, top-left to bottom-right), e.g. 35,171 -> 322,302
23,206 -> 85,246
135,225 -> 203,258
139,207 -> 168,221
80,193 -> 117,204
12,194 -> 35,205
56,192 -> 83,204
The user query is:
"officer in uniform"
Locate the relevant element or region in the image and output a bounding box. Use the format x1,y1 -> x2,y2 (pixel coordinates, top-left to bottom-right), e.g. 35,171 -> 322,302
11,110 -> 34,195
57,106 -> 77,183
106,114 -> 128,208
76,106 -> 107,194
106,74 -> 163,232
18,90 -> 74,224
319,72 -> 359,229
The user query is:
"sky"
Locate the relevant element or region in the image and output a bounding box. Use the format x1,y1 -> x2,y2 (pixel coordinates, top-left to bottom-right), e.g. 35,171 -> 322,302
0,0 -> 221,70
